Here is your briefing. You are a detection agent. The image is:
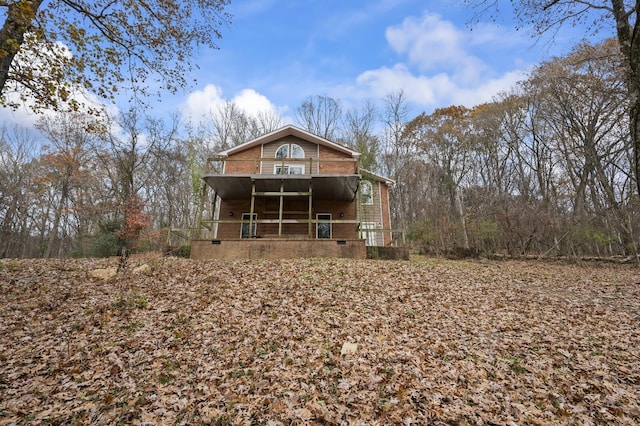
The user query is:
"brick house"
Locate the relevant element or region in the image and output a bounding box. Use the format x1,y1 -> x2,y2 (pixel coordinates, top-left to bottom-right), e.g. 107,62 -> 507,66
189,125 -> 396,259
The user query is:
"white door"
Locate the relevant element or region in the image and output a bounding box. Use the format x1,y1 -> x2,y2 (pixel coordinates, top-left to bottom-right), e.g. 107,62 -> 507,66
361,222 -> 377,246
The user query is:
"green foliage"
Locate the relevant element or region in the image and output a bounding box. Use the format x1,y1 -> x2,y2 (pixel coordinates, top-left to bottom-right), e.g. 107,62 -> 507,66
114,290 -> 149,310
468,219 -> 500,252
176,245 -> 191,258
475,220 -> 500,240
572,223 -> 615,246
164,243 -> 190,258
407,220 -> 436,254
70,219 -> 123,258
366,246 -> 380,259
355,134 -> 380,171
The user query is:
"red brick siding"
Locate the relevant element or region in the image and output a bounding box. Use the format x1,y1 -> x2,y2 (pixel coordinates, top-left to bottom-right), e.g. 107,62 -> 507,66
224,146 -> 262,174
318,145 -> 356,174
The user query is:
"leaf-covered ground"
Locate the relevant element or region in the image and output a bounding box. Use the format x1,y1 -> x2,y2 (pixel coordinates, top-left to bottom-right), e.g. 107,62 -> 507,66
1,256 -> 639,425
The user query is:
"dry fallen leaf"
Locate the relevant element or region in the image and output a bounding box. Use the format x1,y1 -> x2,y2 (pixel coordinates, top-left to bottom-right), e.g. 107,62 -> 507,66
0,256 -> 638,424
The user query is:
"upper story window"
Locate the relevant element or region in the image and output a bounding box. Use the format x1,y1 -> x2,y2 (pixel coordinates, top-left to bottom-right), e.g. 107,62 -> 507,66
361,181 -> 373,205
275,165 -> 305,175
275,143 -> 305,159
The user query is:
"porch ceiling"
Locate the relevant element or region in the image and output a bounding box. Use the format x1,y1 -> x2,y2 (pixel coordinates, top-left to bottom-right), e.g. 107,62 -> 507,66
202,174 -> 360,201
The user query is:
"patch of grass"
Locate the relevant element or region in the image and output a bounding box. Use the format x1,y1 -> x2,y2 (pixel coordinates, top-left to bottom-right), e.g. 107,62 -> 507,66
158,359 -> 179,385
114,291 -> 148,310
506,356 -> 528,374
158,373 -> 174,385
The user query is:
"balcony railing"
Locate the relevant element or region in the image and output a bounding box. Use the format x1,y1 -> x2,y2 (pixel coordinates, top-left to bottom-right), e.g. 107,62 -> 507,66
205,156 -> 359,175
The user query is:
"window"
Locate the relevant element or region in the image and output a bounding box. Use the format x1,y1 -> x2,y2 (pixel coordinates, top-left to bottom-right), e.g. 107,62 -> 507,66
316,213 -> 331,239
275,143 -> 304,159
275,165 -> 304,175
361,181 -> 373,205
290,144 -> 304,158
240,213 -> 257,238
275,144 -> 289,159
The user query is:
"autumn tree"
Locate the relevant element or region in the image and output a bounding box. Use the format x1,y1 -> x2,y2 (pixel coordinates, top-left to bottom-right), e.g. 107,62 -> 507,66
118,194 -> 150,256
0,0 -> 231,112
35,111 -> 104,257
465,0 -> 640,198
404,106 -> 475,250
525,39 -> 636,256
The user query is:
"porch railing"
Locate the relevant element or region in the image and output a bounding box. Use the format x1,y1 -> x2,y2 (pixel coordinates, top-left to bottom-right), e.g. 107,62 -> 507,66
205,156 -> 359,175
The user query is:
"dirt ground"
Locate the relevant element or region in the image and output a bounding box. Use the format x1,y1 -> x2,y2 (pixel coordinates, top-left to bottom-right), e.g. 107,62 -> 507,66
1,256 -> 638,425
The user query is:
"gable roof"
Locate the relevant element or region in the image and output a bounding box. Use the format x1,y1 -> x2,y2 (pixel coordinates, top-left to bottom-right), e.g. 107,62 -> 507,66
361,169 -> 395,187
217,125 -> 361,158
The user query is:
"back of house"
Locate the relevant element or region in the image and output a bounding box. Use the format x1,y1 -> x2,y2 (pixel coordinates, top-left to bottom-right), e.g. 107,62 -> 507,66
189,125 -> 396,259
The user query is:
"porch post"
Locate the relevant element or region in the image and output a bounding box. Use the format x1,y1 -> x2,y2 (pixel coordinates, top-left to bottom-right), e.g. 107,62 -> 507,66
249,180 -> 256,238
196,183 -> 207,239
278,180 -> 284,236
308,181 -> 313,238
210,190 -> 218,239
355,181 -> 361,240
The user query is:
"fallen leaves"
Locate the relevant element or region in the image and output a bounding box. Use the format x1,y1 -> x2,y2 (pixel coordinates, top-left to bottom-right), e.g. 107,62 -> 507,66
0,256 -> 638,424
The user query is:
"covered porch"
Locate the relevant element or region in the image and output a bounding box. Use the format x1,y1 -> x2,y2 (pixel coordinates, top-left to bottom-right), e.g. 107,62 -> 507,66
200,174 -> 362,240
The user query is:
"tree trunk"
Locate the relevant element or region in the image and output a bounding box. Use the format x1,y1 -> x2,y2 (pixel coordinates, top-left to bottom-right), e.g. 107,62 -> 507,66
0,0 -> 44,93
611,0 -> 640,197
45,182 -> 69,258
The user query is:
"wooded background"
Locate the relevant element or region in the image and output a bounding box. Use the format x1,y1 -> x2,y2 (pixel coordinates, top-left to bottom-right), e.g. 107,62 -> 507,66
1,39 -> 638,260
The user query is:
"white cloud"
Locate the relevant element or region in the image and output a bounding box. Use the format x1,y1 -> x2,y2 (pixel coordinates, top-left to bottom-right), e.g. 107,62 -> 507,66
356,64 -> 441,104
182,84 -> 226,120
386,13 -> 464,71
354,11 -> 530,109
182,84 -> 286,124
232,88 -> 279,118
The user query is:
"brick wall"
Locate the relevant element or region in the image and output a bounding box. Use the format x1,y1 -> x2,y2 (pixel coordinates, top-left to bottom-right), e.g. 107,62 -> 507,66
224,146 -> 262,174
191,239 -> 367,259
317,145 -> 356,174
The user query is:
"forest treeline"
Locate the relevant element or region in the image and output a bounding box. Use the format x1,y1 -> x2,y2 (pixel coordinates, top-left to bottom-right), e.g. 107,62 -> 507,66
1,39 -> 638,260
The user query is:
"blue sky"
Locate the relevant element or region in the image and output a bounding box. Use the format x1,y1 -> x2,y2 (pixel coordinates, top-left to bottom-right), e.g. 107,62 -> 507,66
2,0 -> 605,129
175,0 -> 598,125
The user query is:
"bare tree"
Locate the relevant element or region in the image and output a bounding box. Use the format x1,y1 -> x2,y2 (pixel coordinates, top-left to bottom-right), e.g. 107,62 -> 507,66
342,100 -> 380,171
466,0 -> 640,197
526,39 -> 636,256
379,90 -> 412,234
0,125 -> 39,257
296,95 -> 342,140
